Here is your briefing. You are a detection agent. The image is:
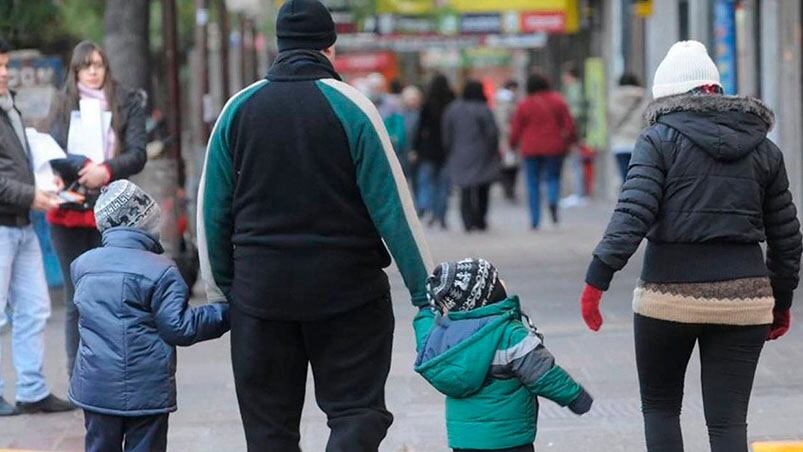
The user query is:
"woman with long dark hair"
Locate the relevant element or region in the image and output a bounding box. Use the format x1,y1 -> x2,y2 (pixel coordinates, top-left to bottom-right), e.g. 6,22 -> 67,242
413,74 -> 455,229
442,80 -> 500,232
510,73 -> 576,229
580,41 -> 801,452
47,41 -> 147,377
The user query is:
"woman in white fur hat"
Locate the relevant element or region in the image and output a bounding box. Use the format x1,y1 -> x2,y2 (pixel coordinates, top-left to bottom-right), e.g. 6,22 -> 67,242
579,40 -> 802,452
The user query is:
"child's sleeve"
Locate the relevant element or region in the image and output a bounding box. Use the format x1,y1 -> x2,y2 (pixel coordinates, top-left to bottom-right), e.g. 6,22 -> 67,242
152,266 -> 231,346
413,307 -> 436,352
500,324 -> 593,415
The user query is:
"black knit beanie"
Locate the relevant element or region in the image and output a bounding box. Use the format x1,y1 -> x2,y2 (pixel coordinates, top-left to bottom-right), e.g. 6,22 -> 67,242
276,0 -> 337,52
426,258 -> 507,312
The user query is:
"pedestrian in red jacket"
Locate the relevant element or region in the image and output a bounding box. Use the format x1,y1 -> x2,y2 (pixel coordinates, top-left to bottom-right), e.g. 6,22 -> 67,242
510,73 -> 576,229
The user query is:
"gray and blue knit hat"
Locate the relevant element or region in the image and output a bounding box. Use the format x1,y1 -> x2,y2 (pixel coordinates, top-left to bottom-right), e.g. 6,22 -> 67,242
426,258 -> 506,312
94,180 -> 161,236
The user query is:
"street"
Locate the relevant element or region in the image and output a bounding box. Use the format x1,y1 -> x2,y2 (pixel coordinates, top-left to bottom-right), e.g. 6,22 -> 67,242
2,190 -> 802,452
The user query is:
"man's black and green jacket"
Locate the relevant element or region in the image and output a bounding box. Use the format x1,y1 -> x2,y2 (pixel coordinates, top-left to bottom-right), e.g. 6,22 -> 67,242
197,50 -> 432,319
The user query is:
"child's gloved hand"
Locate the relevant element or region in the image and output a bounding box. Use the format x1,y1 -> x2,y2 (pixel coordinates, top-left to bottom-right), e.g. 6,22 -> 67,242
568,388 -> 593,415
767,309 -> 791,341
580,284 -> 603,332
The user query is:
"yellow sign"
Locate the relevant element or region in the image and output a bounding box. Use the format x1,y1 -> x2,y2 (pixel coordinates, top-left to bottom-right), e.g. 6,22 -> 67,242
377,0 -> 436,14
377,0 -> 579,33
634,0 -> 653,17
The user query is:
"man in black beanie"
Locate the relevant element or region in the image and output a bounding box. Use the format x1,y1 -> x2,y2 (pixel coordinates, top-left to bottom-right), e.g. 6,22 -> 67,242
197,1 -> 432,451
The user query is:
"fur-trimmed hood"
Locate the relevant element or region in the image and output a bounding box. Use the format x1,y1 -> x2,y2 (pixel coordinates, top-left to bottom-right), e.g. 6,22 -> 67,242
644,94 -> 775,162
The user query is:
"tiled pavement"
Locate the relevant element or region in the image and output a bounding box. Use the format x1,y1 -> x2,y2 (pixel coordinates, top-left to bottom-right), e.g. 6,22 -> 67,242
2,189 -> 802,451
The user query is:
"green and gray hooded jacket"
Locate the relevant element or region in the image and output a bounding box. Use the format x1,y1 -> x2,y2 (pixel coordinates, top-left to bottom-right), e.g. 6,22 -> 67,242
414,296 -> 592,450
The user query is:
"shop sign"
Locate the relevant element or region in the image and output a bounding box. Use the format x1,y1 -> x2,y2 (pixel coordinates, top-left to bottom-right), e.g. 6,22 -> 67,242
460,14 -> 502,34
520,11 -> 566,33
8,54 -> 63,123
461,48 -> 512,68
714,0 -> 737,94
334,51 -> 396,73
584,57 -> 607,150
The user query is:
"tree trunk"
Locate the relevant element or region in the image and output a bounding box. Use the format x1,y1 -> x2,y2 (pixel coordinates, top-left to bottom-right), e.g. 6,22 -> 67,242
104,0 -> 150,93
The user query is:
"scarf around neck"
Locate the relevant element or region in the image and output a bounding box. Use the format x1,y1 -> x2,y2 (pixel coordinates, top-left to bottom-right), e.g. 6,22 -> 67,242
77,82 -> 116,159
0,92 -> 28,155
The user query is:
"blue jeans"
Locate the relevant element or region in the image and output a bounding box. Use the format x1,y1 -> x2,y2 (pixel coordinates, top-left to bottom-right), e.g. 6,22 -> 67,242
416,161 -> 450,223
84,411 -> 169,452
0,225 -> 51,402
524,156 -> 565,228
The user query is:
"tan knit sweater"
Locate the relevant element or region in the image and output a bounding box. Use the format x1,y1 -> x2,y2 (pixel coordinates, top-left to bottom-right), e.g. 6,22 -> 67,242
632,277 -> 774,325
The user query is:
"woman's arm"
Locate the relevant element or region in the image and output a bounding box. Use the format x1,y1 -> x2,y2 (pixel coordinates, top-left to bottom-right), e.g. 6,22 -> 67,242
763,146 -> 802,311
586,129 -> 666,290
104,90 -> 147,181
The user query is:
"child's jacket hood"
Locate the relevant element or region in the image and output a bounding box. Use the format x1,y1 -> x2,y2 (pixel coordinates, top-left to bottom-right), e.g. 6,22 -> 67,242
414,297 -> 521,398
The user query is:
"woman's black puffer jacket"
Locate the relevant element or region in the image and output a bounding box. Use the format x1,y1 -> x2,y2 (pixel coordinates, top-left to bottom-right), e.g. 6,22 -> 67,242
587,94 -> 802,310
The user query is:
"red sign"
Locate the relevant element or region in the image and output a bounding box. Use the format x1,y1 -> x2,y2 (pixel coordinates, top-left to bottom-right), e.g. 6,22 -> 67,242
334,52 -> 397,74
520,11 -> 566,33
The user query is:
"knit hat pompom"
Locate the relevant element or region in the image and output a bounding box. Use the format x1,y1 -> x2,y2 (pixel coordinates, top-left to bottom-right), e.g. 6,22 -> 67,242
426,258 -> 506,312
94,180 -> 161,237
276,0 -> 337,52
652,40 -> 721,99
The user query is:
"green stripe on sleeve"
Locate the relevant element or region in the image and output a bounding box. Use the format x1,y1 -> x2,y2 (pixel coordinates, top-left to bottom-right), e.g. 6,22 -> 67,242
317,79 -> 433,306
197,80 -> 268,302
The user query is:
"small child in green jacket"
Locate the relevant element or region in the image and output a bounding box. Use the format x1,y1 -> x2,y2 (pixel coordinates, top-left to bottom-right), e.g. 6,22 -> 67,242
414,258 -> 592,452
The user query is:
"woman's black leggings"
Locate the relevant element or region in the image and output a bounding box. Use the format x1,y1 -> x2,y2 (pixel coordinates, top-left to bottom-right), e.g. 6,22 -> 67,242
634,314 -> 769,452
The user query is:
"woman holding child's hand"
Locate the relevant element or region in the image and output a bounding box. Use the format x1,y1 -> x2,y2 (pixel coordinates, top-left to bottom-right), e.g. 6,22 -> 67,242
579,41 -> 801,452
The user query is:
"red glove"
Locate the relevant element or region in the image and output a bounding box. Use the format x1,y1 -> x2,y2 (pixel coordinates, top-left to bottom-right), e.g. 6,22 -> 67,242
767,309 -> 791,341
580,284 -> 604,332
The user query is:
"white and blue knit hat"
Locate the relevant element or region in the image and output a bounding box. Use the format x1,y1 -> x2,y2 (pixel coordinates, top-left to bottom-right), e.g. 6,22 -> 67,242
426,258 -> 505,312
94,180 -> 161,236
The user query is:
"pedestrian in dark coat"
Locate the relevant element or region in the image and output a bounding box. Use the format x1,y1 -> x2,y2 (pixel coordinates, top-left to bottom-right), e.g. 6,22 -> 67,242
71,180 -> 229,452
197,1 -> 432,450
442,80 -> 500,232
46,40 -> 147,378
510,73 -> 576,229
414,74 -> 455,228
0,36 -> 73,417
579,40 -> 802,452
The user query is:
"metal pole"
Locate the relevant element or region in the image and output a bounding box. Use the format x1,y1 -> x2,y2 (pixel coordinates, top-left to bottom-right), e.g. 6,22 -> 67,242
163,0 -> 184,185
239,13 -> 249,86
195,0 -> 211,142
250,19 -> 260,81
217,0 -> 230,97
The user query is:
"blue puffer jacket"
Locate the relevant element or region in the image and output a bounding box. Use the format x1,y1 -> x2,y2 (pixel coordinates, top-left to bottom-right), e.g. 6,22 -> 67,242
69,227 -> 230,416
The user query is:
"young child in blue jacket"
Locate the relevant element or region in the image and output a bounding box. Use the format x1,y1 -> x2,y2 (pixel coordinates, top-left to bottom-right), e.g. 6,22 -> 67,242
69,180 -> 230,452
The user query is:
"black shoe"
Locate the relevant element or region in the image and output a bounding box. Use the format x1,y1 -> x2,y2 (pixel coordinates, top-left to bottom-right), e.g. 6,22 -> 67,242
16,394 -> 75,414
0,397 -> 19,416
549,205 -> 559,224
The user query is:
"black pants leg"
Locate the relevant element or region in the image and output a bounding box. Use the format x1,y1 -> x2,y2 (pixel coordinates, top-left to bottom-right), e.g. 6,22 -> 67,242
476,184 -> 490,230
304,294 -> 395,452
699,324 -> 768,452
85,410 -> 124,452
635,314 -> 770,452
124,414 -> 169,452
85,411 -> 168,452
635,314 -> 697,452
231,306 -> 308,452
50,225 -> 102,377
460,187 -> 474,232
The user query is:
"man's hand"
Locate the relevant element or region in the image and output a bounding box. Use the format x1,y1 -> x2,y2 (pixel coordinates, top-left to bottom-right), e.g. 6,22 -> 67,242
31,190 -> 60,212
78,164 -> 110,189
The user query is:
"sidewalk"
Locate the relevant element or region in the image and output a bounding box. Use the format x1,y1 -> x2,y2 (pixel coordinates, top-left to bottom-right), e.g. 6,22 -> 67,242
2,190 -> 802,451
